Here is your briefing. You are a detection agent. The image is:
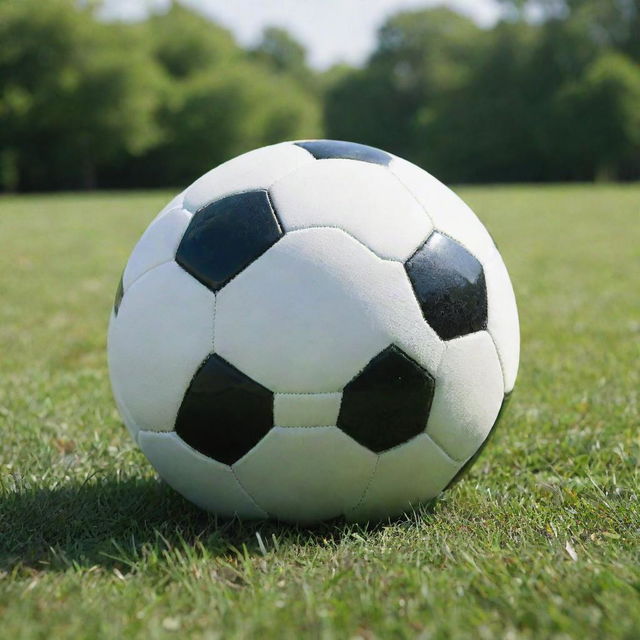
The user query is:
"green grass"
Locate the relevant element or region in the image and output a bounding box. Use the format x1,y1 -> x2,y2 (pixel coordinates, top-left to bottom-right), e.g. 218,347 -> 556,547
1,185 -> 639,639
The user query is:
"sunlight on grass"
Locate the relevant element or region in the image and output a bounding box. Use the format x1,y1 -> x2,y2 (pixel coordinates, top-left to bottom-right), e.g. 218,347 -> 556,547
0,186 -> 639,638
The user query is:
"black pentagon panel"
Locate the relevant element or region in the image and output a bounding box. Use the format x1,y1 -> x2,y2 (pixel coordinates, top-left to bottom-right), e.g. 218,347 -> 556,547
337,346 -> 435,453
295,140 -> 391,166
405,232 -> 487,341
113,272 -> 124,316
175,354 -> 273,465
445,392 -> 512,491
176,190 -> 282,292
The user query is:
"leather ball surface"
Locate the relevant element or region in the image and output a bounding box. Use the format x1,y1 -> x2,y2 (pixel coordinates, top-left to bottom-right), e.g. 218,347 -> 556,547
107,140 -> 519,523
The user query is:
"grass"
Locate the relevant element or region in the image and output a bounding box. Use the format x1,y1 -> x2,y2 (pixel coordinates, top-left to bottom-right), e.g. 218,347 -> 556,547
0,184 -> 638,639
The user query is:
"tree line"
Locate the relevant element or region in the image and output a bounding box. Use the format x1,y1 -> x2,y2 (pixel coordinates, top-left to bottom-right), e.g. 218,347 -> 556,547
1,0 -> 639,191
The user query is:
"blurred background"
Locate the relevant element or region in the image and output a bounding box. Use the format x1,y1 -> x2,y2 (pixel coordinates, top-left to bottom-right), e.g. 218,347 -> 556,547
1,0 -> 639,192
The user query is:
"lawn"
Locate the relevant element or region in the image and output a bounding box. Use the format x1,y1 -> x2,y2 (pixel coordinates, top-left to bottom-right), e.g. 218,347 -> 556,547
0,185 -> 638,639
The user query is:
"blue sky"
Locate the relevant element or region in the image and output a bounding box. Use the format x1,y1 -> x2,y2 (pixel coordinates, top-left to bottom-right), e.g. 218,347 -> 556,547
103,0 -> 504,69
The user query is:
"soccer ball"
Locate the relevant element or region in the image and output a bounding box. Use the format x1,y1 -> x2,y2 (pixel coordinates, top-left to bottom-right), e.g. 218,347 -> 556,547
108,140 -> 519,523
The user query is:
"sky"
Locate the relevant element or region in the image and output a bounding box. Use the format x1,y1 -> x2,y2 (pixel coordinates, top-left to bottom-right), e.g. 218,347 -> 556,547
102,0 -> 505,69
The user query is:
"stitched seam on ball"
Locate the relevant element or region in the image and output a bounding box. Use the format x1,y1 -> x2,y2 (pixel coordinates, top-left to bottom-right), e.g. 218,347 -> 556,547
138,427 -> 174,436
285,226 -> 402,263
211,293 -> 217,353
485,248 -> 514,389
274,424 -> 337,429
291,143 -> 317,162
164,192 -> 187,214
272,389 -> 343,395
122,258 -> 175,296
113,385 -> 143,445
123,206 -> 192,291
265,152 -> 324,193
387,164 -> 436,229
185,188 -> 262,214
435,229 -> 486,265
139,430 -> 270,517
155,203 -> 189,220
423,341 -> 467,464
192,190 -> 285,295
487,329 -> 510,395
273,425 -> 336,430
407,228 -> 487,281
230,466 -> 271,518
389,162 -> 496,265
269,160 -> 430,263
185,177 -> 303,215
184,151 -> 316,212
423,432 -> 463,464
183,144 -> 313,213
341,342 -> 440,404
347,455 -> 380,515
275,391 -> 342,397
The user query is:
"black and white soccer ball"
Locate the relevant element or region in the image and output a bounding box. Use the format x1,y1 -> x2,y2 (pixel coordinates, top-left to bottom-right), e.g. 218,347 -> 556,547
108,140 -> 519,523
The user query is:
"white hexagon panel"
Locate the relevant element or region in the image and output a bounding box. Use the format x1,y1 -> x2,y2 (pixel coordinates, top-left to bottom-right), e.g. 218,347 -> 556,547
233,427 -> 377,523
108,261 -> 214,434
214,227 -> 444,393
108,139 -> 519,523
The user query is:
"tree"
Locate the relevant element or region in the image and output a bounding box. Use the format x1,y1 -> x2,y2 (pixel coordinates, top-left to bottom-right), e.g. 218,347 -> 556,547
416,21 -> 541,182
0,0 -> 162,190
252,27 -> 307,78
325,8 -> 486,170
499,0 -> 640,60
147,62 -> 322,186
146,2 -> 240,79
555,51 -> 640,179
135,8 -> 322,187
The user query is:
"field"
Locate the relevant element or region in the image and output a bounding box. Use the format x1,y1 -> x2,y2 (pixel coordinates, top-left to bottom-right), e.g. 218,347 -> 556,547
0,185 -> 638,639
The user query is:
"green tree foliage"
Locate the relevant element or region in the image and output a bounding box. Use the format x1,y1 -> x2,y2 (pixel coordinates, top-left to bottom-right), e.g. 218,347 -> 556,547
325,9 -> 483,165
500,0 -> 640,59
0,0 -> 321,190
0,0 -> 162,190
555,52 -> 640,179
1,0 -> 640,190
564,0 -> 640,61
146,3 -> 240,79
130,7 -> 321,187
414,21 -> 541,182
326,4 -> 640,182
144,63 -> 321,186
252,27 -> 307,79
